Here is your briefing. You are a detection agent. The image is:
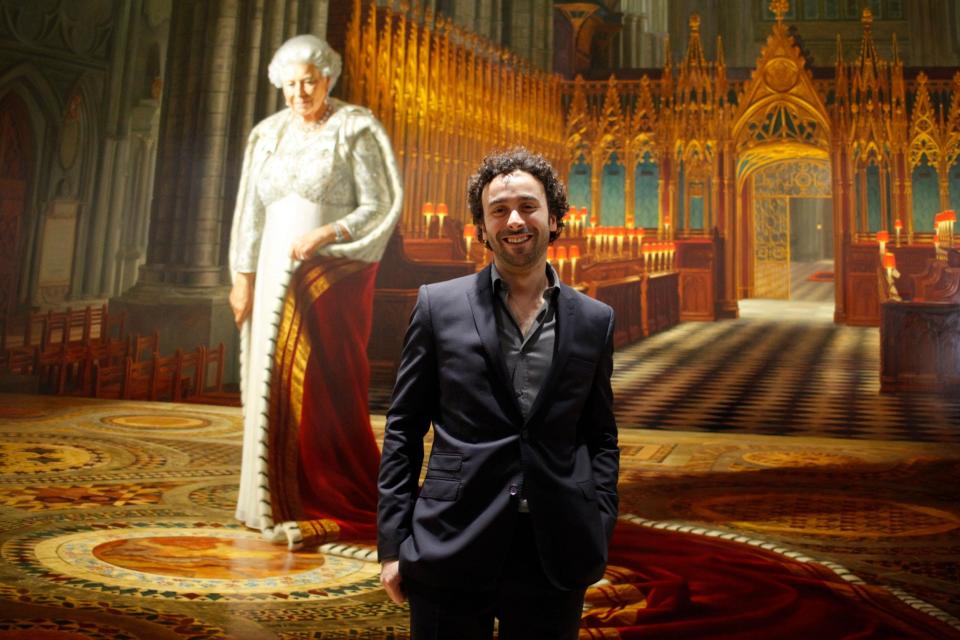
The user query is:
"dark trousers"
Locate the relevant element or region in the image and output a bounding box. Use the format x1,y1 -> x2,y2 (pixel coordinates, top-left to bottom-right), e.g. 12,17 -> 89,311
403,514 -> 586,640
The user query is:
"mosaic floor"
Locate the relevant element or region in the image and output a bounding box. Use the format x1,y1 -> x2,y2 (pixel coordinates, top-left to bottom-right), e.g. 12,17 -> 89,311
2,297 -> 960,638
0,392 -> 958,638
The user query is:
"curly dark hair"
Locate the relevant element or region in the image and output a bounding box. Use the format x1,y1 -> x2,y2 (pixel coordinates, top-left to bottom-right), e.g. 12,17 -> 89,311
466,147 -> 568,244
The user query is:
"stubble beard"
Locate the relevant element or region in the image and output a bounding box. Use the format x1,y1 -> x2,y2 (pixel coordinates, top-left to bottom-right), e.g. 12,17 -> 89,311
493,229 -> 549,271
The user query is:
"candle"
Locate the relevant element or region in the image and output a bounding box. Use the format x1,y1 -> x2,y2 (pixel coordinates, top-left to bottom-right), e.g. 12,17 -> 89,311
636,228 -> 645,258
945,210 -> 957,246
463,223 -> 476,258
882,251 -> 896,273
422,202 -> 435,238
569,245 -> 581,282
876,230 -> 889,256
894,218 -> 903,246
547,245 -> 556,264
436,203 -> 449,235
556,245 -> 568,279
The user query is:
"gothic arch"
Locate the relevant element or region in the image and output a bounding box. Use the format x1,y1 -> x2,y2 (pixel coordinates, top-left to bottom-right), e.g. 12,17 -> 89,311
729,7 -> 833,300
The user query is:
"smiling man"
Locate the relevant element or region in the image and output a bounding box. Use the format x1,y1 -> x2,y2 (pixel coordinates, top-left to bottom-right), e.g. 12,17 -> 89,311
377,148 -> 620,639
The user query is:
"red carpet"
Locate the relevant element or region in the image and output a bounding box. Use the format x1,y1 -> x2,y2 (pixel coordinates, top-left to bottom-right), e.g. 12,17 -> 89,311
807,270 -> 835,282
580,520 -> 958,639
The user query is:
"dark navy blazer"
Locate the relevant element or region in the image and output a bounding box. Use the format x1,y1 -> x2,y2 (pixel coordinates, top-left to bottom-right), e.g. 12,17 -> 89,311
377,263 -> 620,591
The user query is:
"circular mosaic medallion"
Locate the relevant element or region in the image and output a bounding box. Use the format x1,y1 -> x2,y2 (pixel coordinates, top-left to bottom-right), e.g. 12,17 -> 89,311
0,618 -> 128,640
0,441 -> 104,474
101,415 -> 211,430
87,411 -> 239,439
24,523 -> 379,601
689,493 -> 960,537
742,451 -> 863,468
187,484 -> 239,511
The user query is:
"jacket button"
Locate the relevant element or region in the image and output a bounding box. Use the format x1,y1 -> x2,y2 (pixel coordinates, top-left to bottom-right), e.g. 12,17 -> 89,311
508,485 -> 519,496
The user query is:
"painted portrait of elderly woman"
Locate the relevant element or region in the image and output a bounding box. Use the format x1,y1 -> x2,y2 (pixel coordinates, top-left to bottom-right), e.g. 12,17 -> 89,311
228,34 -> 402,549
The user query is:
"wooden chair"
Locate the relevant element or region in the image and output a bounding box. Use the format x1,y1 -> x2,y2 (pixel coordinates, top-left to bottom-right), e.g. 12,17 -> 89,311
1,345 -> 37,375
186,343 -> 239,405
92,357 -> 131,399
173,347 -> 204,401
61,338 -> 126,397
199,342 -> 225,393
125,357 -> 156,399
129,331 -> 160,362
150,351 -> 184,401
100,308 -> 126,342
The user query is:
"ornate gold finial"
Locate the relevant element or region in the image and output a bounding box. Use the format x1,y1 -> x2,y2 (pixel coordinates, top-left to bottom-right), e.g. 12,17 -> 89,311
689,13 -> 701,32
861,7 -> 873,26
769,0 -> 789,23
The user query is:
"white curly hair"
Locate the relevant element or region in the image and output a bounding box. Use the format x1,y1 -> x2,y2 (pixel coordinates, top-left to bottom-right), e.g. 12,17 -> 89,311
267,34 -> 341,92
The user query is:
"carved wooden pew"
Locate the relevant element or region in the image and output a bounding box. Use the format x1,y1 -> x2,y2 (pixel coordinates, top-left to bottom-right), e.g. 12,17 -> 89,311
880,248 -> 960,393
368,233 -> 476,387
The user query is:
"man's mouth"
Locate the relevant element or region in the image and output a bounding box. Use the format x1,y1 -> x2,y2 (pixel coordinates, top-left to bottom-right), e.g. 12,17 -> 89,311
502,234 -> 532,245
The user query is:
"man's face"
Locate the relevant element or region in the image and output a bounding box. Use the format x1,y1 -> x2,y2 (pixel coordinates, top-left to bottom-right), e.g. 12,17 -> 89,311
480,170 -> 557,272
281,62 -> 331,122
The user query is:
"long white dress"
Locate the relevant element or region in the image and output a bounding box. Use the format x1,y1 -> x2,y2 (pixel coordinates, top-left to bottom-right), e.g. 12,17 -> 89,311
228,100 -> 402,547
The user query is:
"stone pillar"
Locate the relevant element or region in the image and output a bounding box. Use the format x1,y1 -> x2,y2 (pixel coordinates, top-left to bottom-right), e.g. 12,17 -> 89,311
112,0 -> 329,384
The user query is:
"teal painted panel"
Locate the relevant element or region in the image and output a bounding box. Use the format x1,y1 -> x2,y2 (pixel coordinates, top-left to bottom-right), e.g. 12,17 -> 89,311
601,154 -> 625,226
866,164 -> 882,232
912,162 -> 939,233
689,196 -> 704,229
567,156 -> 591,210
950,160 -> 960,213
634,155 -> 658,229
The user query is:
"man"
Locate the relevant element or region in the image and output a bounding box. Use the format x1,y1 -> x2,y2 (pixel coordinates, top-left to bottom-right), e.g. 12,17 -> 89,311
377,148 -> 619,639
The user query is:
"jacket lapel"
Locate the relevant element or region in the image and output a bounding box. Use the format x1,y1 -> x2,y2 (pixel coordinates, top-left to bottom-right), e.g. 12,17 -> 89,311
467,266 -> 522,418
525,282 -> 576,426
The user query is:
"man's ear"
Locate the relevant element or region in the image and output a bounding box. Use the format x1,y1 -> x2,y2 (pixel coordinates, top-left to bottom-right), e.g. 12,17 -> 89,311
478,224 -> 491,249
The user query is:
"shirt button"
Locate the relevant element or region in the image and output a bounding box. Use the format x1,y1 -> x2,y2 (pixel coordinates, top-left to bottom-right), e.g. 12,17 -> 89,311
509,485 -> 519,496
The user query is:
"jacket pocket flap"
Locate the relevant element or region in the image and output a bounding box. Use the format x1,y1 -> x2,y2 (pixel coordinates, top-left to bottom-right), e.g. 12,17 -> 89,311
427,453 -> 462,472
577,480 -> 598,501
419,478 -> 461,501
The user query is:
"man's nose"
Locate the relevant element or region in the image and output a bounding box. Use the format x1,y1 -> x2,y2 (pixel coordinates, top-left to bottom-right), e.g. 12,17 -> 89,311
506,209 -> 524,227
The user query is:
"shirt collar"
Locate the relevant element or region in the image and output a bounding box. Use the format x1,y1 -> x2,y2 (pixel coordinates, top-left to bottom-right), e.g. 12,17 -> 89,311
491,261 -> 560,298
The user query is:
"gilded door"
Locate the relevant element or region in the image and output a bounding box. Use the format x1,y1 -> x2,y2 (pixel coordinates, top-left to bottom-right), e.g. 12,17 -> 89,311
753,196 -> 790,299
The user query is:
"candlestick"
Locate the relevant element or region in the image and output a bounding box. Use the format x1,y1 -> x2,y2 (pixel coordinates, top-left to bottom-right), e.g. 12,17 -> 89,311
876,230 -> 889,256
463,223 -> 476,259
569,245 -> 581,283
436,203 -> 448,237
422,202 -> 435,238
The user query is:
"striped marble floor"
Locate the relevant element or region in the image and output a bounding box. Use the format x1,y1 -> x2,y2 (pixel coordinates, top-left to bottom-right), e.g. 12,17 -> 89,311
613,298 -> 960,443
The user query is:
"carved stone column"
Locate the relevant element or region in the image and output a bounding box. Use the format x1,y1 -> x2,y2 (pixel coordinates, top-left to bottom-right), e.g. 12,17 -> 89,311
112,0 -> 329,383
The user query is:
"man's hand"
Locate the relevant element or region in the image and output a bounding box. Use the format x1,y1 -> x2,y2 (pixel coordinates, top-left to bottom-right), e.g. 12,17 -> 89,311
379,559 -> 405,604
229,273 -> 255,327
